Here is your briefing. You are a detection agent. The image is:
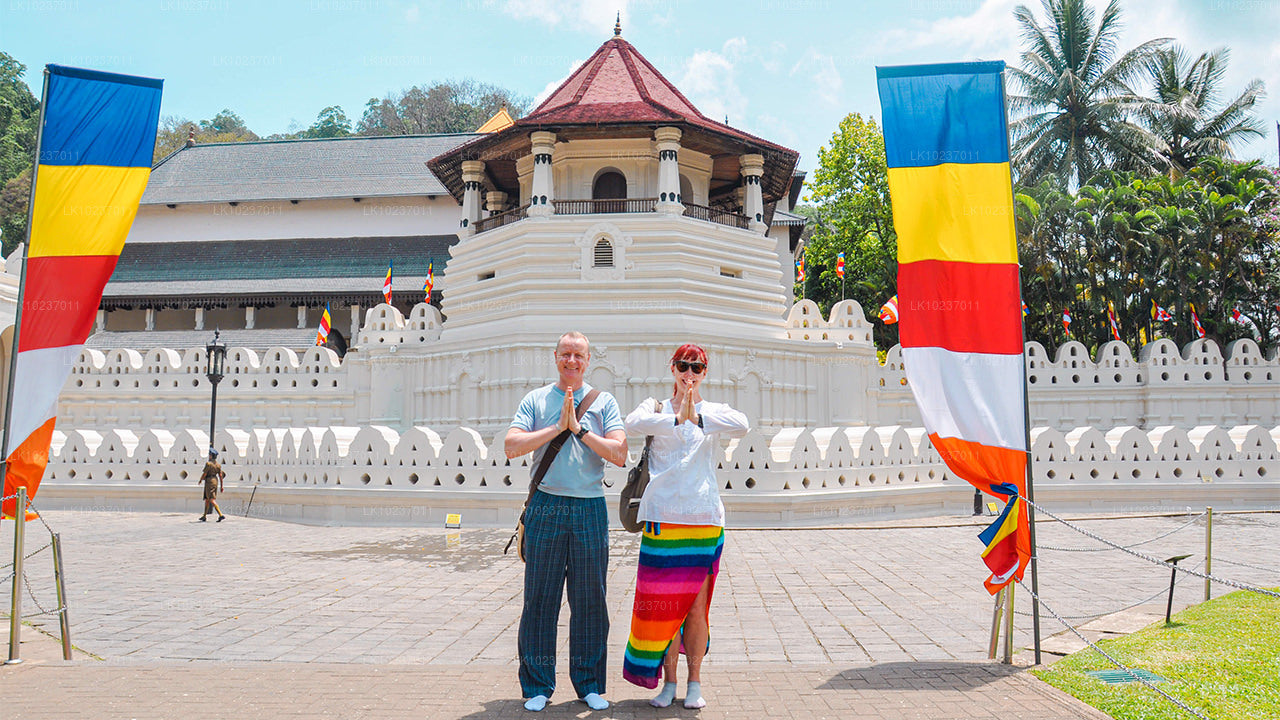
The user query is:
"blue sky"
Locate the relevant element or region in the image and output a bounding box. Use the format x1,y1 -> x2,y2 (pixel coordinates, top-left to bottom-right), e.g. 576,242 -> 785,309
3,0 -> 1277,179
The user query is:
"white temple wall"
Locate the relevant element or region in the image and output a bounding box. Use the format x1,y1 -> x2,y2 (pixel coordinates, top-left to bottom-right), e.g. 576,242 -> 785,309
126,196 -> 460,243
38,420 -> 1280,527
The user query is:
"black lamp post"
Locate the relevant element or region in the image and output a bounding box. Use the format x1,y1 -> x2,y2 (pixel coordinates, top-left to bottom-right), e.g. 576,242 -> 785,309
204,329 -> 227,461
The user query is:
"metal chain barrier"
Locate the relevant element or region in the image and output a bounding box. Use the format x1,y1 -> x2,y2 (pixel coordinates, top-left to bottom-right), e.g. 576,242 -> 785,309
1013,560 -> 1205,620
1026,499 -> 1280,599
1018,579 -> 1210,720
1038,511 -> 1206,552
4,493 -> 74,660
1213,557 -> 1280,576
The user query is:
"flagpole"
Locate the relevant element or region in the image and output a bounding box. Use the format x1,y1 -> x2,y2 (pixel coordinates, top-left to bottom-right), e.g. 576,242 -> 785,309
0,68 -> 50,501
1002,67 -> 1041,664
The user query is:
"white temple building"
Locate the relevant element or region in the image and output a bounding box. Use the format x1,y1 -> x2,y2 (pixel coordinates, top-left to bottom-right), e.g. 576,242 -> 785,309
1,28 -> 1276,525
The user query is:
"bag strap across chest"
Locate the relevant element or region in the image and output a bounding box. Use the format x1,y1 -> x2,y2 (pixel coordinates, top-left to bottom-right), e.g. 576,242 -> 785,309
524,388 -> 600,505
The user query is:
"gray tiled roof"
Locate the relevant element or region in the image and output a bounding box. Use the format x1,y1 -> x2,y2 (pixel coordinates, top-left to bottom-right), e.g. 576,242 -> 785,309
772,209 -> 807,226
143,134 -> 481,205
86,328 -> 324,351
108,236 -> 456,285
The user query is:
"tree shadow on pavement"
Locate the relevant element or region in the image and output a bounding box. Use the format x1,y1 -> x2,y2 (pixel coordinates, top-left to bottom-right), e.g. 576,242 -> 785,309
819,660 -> 1023,691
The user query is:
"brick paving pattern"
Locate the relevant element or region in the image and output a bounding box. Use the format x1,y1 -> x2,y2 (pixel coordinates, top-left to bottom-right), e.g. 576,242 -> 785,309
1,508 -> 1275,718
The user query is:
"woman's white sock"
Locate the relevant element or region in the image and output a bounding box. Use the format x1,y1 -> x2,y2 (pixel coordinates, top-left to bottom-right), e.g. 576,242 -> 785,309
650,681 -> 678,708
684,681 -> 706,709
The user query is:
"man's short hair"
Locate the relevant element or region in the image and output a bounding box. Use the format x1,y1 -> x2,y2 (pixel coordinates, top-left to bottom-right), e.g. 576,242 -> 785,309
556,331 -> 590,355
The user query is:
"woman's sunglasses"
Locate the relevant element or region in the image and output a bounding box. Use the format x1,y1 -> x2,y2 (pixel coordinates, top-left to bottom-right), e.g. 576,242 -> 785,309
673,360 -> 706,374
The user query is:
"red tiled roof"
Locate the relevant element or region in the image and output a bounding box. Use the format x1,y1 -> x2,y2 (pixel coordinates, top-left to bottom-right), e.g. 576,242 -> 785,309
518,37 -> 789,155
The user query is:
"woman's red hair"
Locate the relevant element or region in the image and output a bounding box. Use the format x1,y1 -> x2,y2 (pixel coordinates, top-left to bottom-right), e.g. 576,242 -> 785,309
670,344 -> 708,395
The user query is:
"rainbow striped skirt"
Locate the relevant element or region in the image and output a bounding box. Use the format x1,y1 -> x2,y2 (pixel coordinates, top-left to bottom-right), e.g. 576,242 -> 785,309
622,523 -> 724,688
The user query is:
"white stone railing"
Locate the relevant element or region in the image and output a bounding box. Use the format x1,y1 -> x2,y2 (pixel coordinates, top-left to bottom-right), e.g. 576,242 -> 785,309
45,422 -> 1280,492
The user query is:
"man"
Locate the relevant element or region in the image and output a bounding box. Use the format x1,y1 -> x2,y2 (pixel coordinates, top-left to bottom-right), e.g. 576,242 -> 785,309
505,331 -> 627,712
198,448 -> 226,522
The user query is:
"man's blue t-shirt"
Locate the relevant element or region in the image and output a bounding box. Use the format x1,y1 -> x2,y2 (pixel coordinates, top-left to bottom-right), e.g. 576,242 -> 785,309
510,383 -> 623,498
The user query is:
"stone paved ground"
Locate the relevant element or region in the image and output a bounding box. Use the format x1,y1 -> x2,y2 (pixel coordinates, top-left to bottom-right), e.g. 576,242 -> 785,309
1,508 -> 1276,718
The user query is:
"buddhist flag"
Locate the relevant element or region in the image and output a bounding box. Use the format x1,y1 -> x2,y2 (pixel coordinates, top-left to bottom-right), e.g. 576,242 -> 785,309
878,295 -> 899,324
1190,303 -> 1206,338
1062,308 -> 1072,337
836,252 -> 845,280
424,261 -> 434,300
1231,307 -> 1244,323
316,305 -> 332,346
382,261 -> 393,304
795,256 -> 806,283
3,66 -> 162,519
877,61 -> 1030,593
1151,300 -> 1172,322
1107,301 -> 1121,341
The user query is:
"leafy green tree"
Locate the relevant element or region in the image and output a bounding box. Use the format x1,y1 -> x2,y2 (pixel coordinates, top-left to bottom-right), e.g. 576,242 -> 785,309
1134,46 -> 1265,176
298,106 -> 352,139
0,52 -> 39,255
800,113 -> 898,347
1009,0 -> 1169,187
153,109 -> 260,162
357,79 -> 529,136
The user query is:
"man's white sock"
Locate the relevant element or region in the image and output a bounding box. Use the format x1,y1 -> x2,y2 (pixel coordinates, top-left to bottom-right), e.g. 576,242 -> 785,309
524,695 -> 548,712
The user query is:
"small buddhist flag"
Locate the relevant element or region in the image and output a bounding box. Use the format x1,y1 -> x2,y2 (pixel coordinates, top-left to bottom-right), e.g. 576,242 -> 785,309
1231,306 -> 1244,323
316,305 -> 332,346
1062,308 -> 1072,337
424,261 -> 434,300
383,261 -> 393,304
878,295 -> 899,324
1021,301 -> 1028,317
1106,301 -> 1121,341
796,256 -> 806,283
1151,300 -> 1173,322
1190,303 -> 1206,338
836,252 -> 845,280
1139,327 -> 1148,345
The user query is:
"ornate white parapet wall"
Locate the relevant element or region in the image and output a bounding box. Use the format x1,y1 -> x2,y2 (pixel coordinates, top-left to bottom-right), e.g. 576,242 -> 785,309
39,421 -> 1280,527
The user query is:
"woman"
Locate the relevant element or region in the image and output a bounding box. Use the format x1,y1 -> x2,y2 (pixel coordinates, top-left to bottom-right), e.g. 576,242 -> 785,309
622,344 -> 749,709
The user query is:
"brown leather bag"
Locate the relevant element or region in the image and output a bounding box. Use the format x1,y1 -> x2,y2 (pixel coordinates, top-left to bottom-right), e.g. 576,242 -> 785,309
618,435 -> 653,533
504,389 -> 600,561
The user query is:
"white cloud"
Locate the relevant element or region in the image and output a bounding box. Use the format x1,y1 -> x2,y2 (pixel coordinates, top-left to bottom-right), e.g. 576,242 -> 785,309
790,48 -> 842,106
678,38 -> 749,125
496,0 -> 630,34
531,58 -> 585,107
871,0 -> 1020,62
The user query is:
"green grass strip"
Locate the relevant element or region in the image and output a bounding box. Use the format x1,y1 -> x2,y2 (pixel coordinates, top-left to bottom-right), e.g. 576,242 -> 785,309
1033,588 -> 1280,720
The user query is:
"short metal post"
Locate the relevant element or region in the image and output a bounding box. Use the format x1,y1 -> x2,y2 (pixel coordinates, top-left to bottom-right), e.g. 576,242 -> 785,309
1164,553 -> 1191,625
987,587 -> 1004,659
7,486 -> 27,664
1002,582 -> 1015,664
973,487 -> 983,516
52,532 -> 72,660
1204,507 -> 1213,601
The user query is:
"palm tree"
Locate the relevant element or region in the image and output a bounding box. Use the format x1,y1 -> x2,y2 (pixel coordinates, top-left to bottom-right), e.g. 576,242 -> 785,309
1008,0 -> 1169,188
1134,46 -> 1266,176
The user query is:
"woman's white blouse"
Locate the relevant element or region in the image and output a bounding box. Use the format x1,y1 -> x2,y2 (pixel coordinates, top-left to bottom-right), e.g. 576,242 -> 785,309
624,397 -> 750,527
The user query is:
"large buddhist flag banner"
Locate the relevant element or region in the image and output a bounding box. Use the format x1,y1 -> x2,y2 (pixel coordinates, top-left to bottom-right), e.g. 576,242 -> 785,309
876,61 -> 1030,593
2,66 -> 162,519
